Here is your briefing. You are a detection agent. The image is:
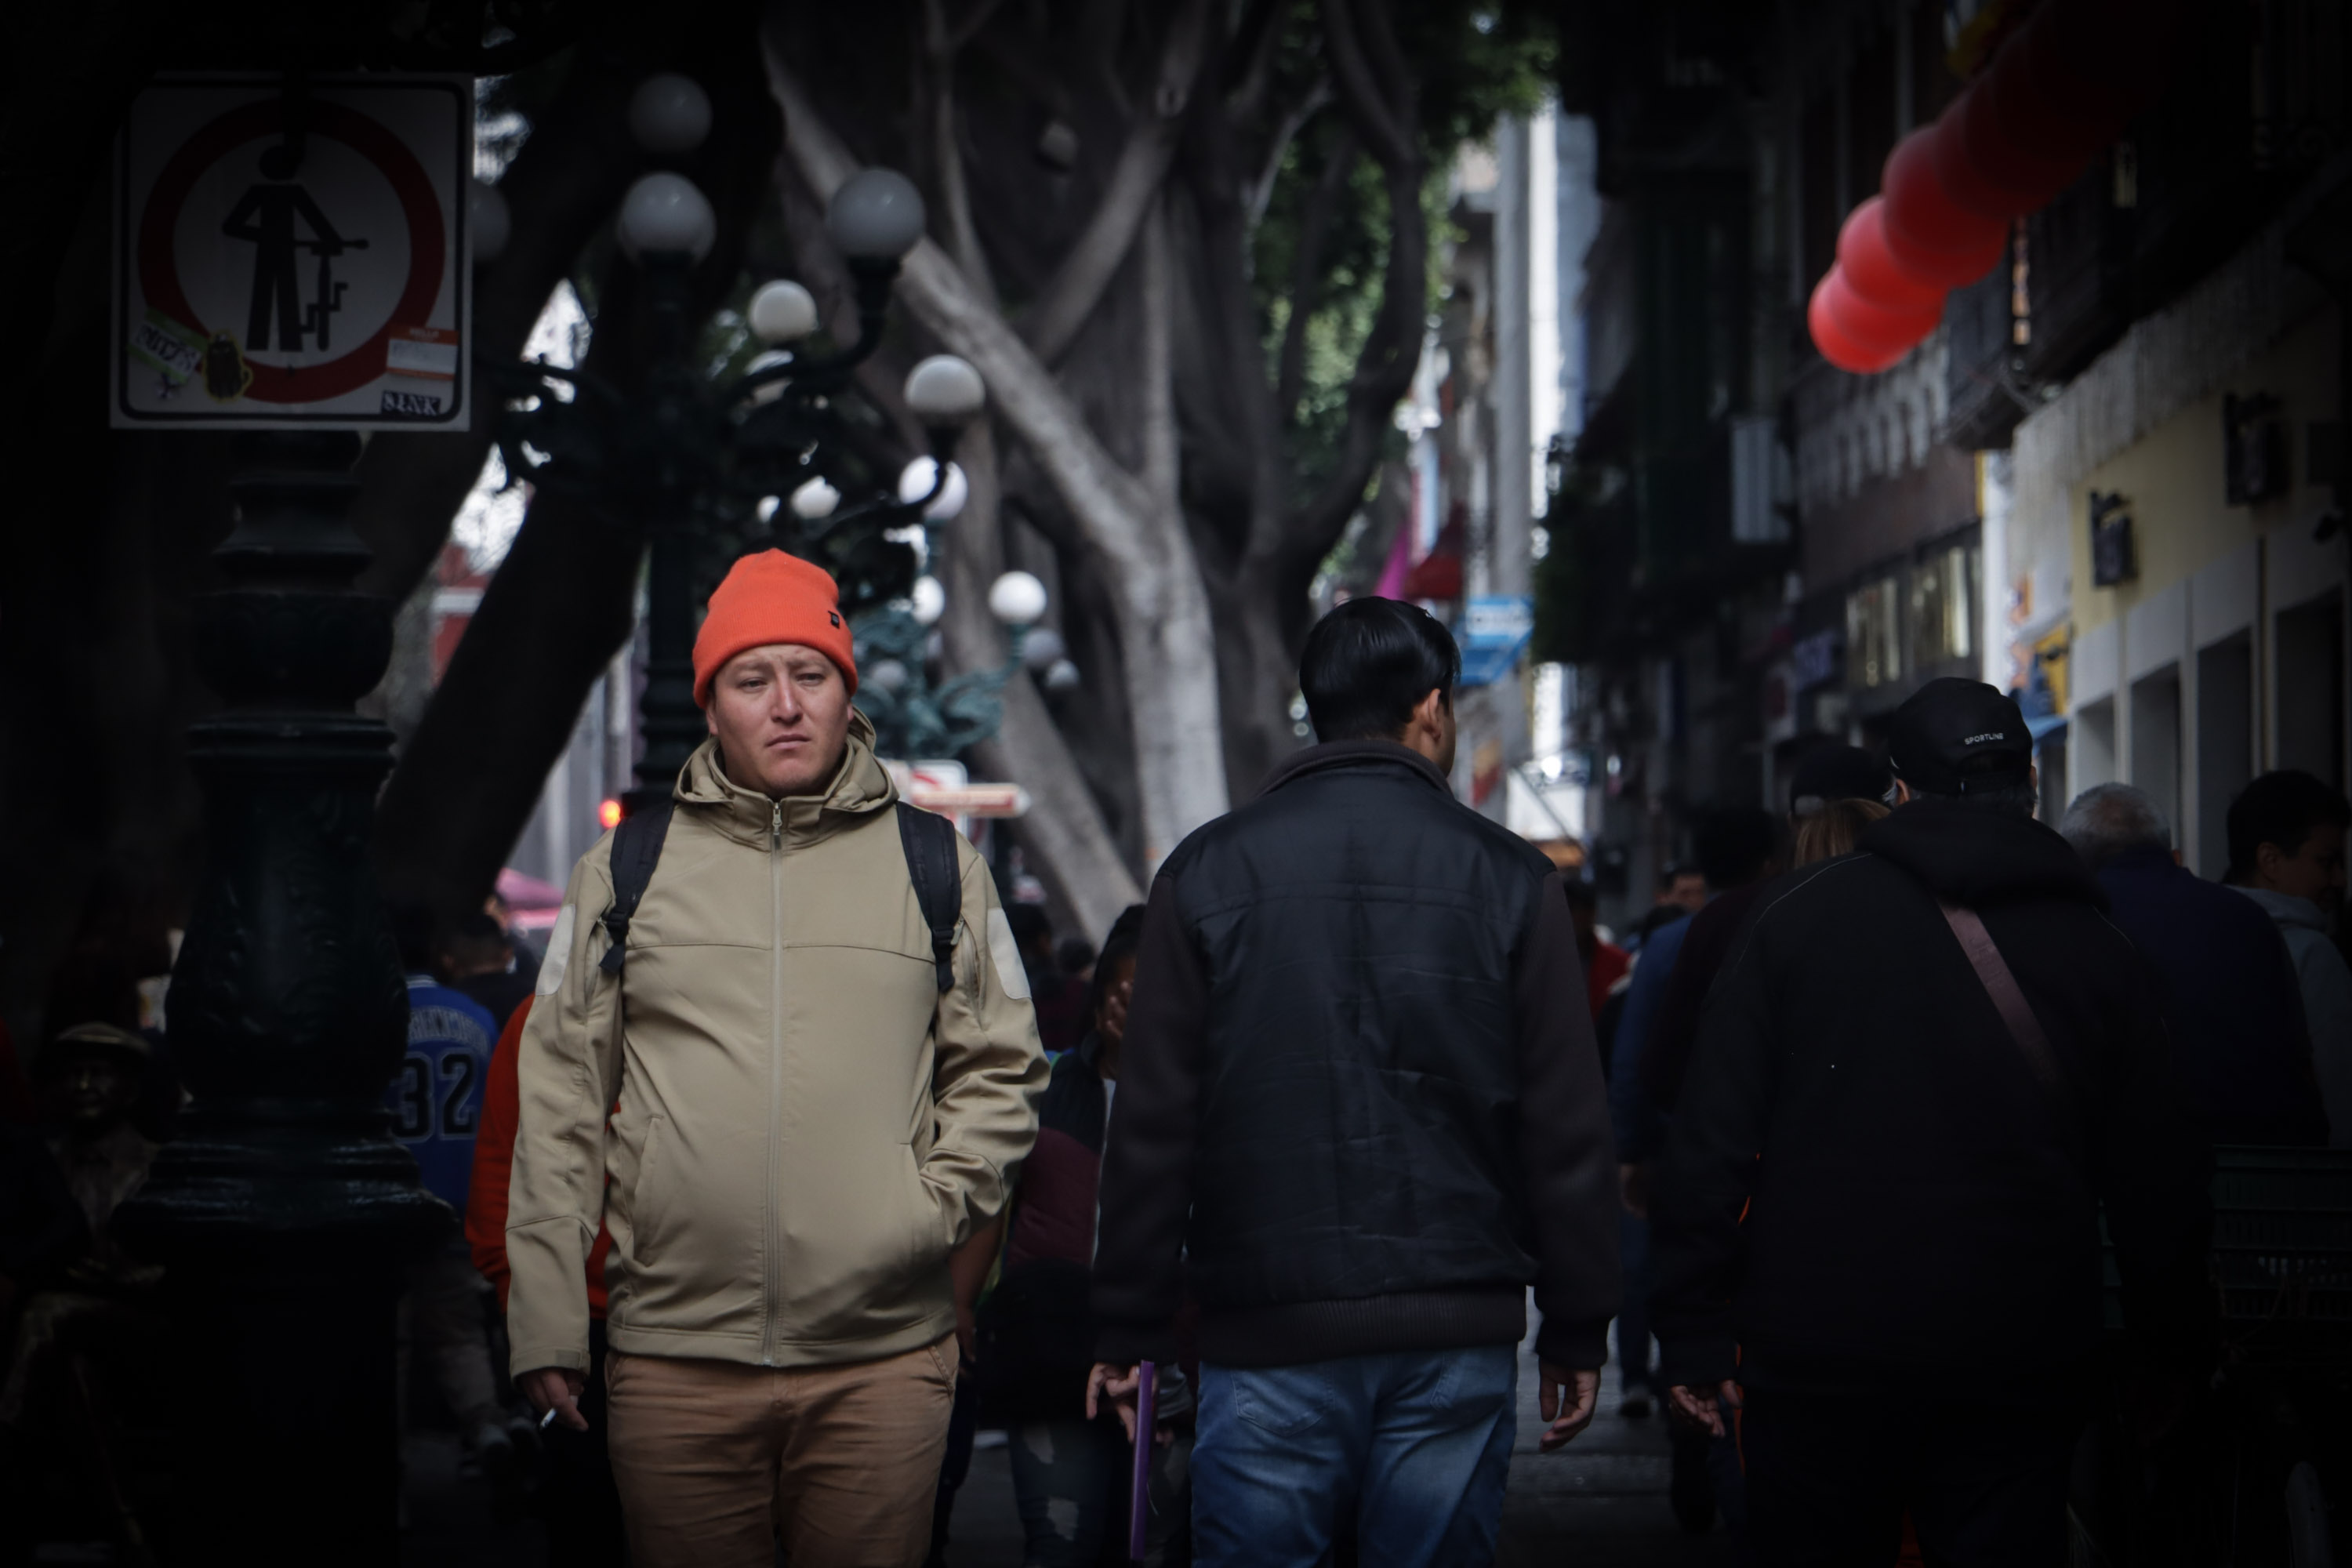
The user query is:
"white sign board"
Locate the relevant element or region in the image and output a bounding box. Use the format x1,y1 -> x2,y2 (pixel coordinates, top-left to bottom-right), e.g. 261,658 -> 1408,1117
113,74 -> 471,430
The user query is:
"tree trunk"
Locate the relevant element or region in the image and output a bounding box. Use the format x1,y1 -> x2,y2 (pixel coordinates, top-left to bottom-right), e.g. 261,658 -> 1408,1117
938,423 -> 1142,932
767,39 -> 1231,868
374,27 -> 782,918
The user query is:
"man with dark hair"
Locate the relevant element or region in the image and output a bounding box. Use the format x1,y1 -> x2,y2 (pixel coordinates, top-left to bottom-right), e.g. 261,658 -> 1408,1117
2226,770 -> 2352,1144
1650,678 -> 2212,1565
1088,597 -> 1619,1566
2062,784 -> 2328,1145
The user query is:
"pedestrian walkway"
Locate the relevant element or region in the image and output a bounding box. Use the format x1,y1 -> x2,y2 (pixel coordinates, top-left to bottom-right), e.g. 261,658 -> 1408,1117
1497,1335 -> 1730,1566
398,1334 -> 1733,1566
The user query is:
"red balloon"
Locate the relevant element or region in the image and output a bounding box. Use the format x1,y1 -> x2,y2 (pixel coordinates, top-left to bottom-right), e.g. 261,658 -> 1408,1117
1881,129 -> 2009,288
1967,62 -> 2089,209
1838,198 -> 1946,314
1930,89 -> 2029,221
1809,270 -> 1908,375
1824,267 -> 1941,350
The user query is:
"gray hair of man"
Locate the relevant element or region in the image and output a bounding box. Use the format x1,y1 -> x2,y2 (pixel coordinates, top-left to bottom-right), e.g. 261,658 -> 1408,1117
2059,782 -> 2174,869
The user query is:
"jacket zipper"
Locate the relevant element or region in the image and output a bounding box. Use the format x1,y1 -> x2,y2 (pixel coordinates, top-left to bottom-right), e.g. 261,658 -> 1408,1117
761,799 -> 784,1366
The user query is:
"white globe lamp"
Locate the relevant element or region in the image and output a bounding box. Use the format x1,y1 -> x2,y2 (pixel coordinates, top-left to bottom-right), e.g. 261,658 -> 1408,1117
827,169 -> 927,261
909,575 -> 947,626
749,280 -> 818,344
790,477 -> 840,519
898,458 -> 968,521
989,571 -> 1048,626
629,74 -> 713,154
1020,627 -> 1066,672
617,172 -> 717,263
903,355 -> 986,425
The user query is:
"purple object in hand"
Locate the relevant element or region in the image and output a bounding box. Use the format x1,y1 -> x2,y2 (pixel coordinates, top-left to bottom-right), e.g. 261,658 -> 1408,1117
1127,1360 -> 1159,1563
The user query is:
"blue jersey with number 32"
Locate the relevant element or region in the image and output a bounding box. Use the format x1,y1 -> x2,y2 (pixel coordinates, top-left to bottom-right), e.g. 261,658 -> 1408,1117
387,976 -> 498,1211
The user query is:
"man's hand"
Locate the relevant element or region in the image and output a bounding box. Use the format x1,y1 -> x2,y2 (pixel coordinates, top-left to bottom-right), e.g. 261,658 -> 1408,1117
1665,1380 -> 1741,1439
519,1367 -> 588,1432
1535,1363 -> 1600,1452
1087,1361 -> 1141,1439
1085,1361 -> 1177,1446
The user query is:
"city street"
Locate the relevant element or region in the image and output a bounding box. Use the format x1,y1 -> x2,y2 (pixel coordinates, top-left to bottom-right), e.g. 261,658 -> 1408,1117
397,1332 -> 1733,1566
5,3 -> 2348,1564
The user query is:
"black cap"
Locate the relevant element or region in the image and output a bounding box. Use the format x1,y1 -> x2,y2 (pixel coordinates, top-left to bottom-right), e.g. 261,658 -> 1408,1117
1787,745 -> 1896,817
1887,677 -> 2033,797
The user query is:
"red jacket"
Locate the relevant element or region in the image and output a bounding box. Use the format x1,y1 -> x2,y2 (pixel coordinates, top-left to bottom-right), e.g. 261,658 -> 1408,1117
1585,939 -> 1629,1021
466,996 -> 613,1316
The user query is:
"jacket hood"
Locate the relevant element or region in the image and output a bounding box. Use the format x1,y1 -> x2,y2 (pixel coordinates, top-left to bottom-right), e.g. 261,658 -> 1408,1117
1860,796 -> 2108,910
675,709 -> 897,848
2234,883 -> 2332,932
1258,739 -> 1450,800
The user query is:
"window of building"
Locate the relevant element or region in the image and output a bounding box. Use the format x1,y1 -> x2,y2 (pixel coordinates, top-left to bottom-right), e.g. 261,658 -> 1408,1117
1848,575 -> 1904,688
1907,545 -> 1974,671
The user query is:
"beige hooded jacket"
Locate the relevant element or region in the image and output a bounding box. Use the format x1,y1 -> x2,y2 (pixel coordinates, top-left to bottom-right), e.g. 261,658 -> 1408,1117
504,717 -> 1047,1376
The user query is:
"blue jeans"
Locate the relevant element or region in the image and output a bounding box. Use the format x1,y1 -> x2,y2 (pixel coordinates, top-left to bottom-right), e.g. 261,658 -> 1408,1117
1193,1345 -> 1518,1567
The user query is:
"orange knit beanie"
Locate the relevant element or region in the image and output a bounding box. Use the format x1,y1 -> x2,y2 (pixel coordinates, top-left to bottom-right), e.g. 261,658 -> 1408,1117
691,550 -> 858,706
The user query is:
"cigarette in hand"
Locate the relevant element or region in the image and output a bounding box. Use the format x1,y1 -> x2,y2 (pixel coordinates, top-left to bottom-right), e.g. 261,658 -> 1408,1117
539,1406 -> 559,1431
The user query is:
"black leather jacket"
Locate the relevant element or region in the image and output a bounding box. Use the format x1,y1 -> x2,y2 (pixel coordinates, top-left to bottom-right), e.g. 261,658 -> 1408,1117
1092,741 -> 1621,1369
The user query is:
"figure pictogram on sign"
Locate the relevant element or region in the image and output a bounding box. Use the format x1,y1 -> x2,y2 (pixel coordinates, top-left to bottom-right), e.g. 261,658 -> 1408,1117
113,74 -> 470,430
219,174 -> 368,354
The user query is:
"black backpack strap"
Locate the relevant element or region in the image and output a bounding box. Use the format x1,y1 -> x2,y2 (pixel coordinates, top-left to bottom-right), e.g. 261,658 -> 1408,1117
897,803 -> 962,993
599,798 -> 676,976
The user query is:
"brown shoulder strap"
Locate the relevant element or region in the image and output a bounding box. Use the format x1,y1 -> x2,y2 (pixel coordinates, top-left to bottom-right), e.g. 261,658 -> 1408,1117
1939,901 -> 2071,1109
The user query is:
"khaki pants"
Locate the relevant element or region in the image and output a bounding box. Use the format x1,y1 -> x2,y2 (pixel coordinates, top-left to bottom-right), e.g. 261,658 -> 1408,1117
606,1338 -> 956,1568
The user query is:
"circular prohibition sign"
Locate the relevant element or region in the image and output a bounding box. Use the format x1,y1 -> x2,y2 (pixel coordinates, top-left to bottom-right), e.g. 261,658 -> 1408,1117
139,99 -> 446,404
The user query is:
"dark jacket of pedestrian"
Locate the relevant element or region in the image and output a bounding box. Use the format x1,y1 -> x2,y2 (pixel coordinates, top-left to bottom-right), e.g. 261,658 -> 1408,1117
2099,848 -> 2326,1145
1092,738 -> 1621,1372
1650,793 -> 2214,1403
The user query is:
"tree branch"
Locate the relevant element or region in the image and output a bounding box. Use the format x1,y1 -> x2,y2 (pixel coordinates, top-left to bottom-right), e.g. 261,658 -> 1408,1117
767,34 -> 1231,861
922,0 -> 996,299
948,0 -> 1010,51
1272,122 -> 1357,423
350,58 -> 644,604
1242,78 -> 1330,245
1021,0 -> 1210,365
1316,0 -> 1412,172
1285,145 -> 1424,561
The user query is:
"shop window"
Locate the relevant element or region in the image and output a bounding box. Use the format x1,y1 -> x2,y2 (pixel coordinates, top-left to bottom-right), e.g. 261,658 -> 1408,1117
1847,576 -> 1903,688
1908,545 -> 1974,671
2196,632 -> 2254,877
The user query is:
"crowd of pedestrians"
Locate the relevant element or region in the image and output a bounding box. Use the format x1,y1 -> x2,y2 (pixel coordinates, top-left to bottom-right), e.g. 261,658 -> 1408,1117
2,555 -> 2346,1566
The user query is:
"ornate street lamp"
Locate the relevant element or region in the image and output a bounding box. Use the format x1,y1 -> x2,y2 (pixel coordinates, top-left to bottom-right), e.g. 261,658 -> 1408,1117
486,76 -> 1040,810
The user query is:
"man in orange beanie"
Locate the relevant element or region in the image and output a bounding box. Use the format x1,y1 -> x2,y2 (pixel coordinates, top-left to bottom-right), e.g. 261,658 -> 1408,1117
506,550 -> 1047,1568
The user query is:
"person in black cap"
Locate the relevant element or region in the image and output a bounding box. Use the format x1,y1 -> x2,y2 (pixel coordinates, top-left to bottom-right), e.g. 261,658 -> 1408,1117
1648,677 -> 2213,1566
1639,745 -> 1896,1117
